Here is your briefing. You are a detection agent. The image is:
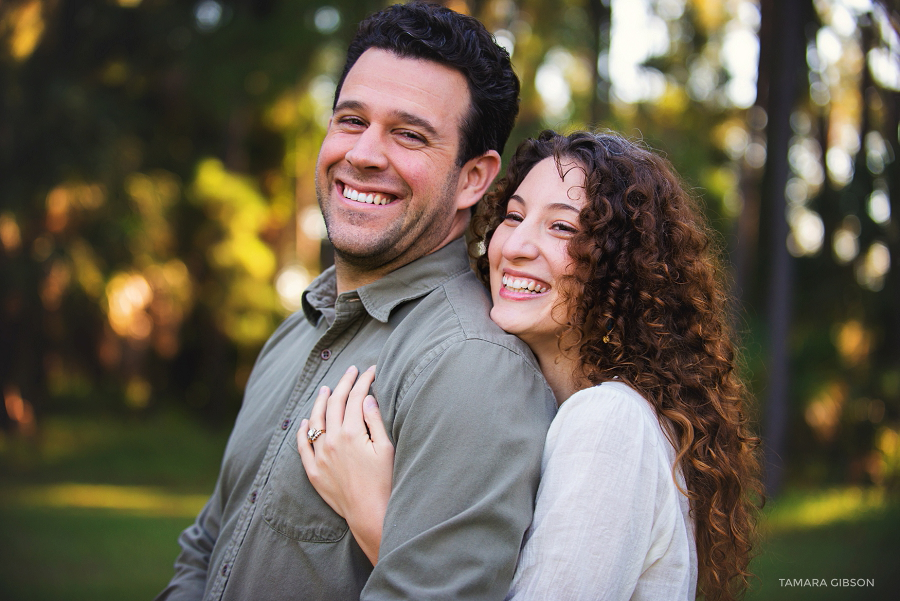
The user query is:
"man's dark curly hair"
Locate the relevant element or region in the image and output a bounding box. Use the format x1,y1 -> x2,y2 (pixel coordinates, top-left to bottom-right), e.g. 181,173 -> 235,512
471,130 -> 763,601
334,2 -> 520,166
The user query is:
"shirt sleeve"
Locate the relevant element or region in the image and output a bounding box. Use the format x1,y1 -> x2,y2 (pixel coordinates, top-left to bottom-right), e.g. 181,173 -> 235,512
154,314 -> 298,601
505,384 -> 685,601
154,485 -> 222,600
361,339 -> 555,601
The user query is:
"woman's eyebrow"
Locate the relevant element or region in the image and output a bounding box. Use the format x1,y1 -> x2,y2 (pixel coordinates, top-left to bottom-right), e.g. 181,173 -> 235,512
547,202 -> 581,213
510,195 -> 580,214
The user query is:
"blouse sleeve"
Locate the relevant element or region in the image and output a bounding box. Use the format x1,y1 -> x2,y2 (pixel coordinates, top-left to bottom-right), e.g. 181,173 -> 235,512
506,383 -> 691,601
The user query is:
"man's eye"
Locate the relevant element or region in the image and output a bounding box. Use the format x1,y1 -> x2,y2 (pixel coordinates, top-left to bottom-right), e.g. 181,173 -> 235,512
398,130 -> 426,143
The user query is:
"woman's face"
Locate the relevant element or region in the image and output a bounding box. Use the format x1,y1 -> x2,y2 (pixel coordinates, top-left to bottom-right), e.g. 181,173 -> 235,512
488,157 -> 587,356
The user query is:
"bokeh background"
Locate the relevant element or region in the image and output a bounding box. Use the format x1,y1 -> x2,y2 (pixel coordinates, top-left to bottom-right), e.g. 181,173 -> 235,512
1,0 -> 898,599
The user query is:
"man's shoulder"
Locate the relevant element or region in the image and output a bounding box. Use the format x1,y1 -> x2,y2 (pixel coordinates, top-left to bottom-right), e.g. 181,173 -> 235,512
405,268 -> 532,354
383,269 -> 555,423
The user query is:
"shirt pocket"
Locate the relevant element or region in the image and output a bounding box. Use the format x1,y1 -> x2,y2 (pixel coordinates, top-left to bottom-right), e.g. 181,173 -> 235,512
261,428 -> 349,543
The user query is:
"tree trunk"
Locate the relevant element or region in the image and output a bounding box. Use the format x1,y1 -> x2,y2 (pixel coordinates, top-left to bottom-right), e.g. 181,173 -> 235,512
586,0 -> 611,125
757,0 -> 812,496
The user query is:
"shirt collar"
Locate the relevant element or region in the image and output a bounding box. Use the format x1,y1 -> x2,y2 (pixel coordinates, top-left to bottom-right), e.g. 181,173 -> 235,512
302,237 -> 472,325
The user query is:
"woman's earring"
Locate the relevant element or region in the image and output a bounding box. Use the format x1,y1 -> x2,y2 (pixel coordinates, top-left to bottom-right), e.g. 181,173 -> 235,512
602,319 -> 613,344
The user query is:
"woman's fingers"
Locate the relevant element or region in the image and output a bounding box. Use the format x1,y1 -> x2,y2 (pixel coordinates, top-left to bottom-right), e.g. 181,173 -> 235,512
325,365 -> 359,429
307,384 -> 331,438
301,364 -> 375,457
344,366 -> 376,433
363,395 -> 392,451
298,418 -> 317,470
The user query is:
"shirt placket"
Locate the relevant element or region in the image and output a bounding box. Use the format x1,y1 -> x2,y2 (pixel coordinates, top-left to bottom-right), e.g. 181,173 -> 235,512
207,295 -> 367,601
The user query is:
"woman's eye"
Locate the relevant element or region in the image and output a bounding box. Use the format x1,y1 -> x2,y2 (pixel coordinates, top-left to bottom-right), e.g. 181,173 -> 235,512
503,212 -> 524,223
552,222 -> 578,233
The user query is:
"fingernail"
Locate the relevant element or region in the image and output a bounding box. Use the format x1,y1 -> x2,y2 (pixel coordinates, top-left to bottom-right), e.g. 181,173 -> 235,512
300,418 -> 308,428
364,396 -> 377,410
346,365 -> 357,373
320,386 -> 329,395
367,365 -> 376,373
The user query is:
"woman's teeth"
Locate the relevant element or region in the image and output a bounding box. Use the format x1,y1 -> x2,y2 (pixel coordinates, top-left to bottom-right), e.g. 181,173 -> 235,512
343,185 -> 391,206
502,275 -> 547,294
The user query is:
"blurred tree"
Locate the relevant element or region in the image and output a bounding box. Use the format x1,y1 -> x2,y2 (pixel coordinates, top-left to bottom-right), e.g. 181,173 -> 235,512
742,0 -> 900,492
752,0 -> 814,495
0,0 -> 381,425
1,0 -> 898,496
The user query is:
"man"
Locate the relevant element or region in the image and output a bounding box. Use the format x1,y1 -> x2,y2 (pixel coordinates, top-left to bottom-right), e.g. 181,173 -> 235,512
157,3 -> 556,600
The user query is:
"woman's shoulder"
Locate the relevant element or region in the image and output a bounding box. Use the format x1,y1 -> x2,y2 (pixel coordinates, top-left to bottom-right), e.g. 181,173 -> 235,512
555,381 -> 657,428
546,381 -> 672,460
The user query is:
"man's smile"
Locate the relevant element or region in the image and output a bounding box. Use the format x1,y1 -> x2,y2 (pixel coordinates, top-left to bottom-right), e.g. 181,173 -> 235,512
341,183 -> 397,206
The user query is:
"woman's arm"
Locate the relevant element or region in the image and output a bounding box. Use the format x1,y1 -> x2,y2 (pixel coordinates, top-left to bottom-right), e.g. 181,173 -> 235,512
297,366 -> 395,565
507,383 -> 695,601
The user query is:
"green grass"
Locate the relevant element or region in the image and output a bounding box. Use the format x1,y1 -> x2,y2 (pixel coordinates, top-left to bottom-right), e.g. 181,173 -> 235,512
0,413 -> 228,601
1,415 -> 898,600
0,506 -> 198,601
746,488 -> 900,600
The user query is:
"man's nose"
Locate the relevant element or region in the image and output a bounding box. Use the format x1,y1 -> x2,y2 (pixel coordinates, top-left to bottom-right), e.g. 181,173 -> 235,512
345,128 -> 389,171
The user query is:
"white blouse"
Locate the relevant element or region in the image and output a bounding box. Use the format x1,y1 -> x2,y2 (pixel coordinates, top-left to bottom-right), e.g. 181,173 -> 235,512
507,382 -> 697,601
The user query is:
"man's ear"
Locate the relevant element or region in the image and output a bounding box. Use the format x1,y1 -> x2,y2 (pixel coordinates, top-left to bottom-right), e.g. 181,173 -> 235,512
455,150 -> 501,210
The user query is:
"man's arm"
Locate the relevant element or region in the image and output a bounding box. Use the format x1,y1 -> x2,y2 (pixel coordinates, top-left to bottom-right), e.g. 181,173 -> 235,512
362,339 -> 556,601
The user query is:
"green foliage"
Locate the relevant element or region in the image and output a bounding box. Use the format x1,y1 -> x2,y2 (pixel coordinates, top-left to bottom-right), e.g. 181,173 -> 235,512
0,0 -> 381,421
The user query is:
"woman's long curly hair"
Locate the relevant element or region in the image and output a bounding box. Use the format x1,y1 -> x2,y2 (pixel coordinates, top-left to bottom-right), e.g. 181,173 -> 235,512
471,130 -> 763,601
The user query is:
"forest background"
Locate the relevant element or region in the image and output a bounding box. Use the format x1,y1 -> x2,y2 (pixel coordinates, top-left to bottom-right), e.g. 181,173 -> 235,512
1,0 -> 899,599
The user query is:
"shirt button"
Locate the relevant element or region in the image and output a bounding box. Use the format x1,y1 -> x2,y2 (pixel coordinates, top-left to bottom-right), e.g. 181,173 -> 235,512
221,563 -> 229,577
320,349 -> 332,360
249,490 -> 257,503
281,419 -> 291,430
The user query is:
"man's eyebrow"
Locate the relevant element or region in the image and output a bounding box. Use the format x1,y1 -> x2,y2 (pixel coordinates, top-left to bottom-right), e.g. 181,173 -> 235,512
389,110 -> 439,139
334,100 -> 439,139
509,195 -> 581,213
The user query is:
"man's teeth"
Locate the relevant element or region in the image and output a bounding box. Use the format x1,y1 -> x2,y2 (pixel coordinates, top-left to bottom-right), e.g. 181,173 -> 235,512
343,185 -> 391,206
502,275 -> 547,294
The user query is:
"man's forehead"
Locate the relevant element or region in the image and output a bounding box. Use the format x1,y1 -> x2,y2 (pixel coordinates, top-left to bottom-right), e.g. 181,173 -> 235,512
342,49 -> 468,92
338,48 -> 471,133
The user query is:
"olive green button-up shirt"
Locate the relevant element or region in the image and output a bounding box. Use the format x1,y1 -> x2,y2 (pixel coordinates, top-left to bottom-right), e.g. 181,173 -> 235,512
158,238 -> 557,601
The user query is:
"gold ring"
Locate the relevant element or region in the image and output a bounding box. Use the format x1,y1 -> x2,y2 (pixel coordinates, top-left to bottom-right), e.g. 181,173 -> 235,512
307,428 -> 325,443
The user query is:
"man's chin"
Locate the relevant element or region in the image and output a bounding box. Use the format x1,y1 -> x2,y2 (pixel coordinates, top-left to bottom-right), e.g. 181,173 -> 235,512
331,240 -> 398,269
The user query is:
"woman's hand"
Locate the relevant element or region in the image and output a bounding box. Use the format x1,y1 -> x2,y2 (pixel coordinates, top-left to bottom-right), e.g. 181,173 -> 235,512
298,365 -> 394,565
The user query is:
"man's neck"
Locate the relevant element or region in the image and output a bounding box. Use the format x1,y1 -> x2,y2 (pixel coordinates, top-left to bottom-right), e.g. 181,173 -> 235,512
334,262 -> 388,296
333,212 -> 470,294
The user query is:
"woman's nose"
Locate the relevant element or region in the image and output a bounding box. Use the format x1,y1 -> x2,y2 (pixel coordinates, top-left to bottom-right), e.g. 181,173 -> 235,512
501,221 -> 540,261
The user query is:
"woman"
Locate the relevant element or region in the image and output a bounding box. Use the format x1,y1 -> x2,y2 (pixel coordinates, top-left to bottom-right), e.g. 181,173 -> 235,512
298,130 -> 762,601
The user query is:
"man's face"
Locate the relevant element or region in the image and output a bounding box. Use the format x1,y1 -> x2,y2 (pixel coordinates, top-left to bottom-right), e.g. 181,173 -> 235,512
315,48 -> 472,279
